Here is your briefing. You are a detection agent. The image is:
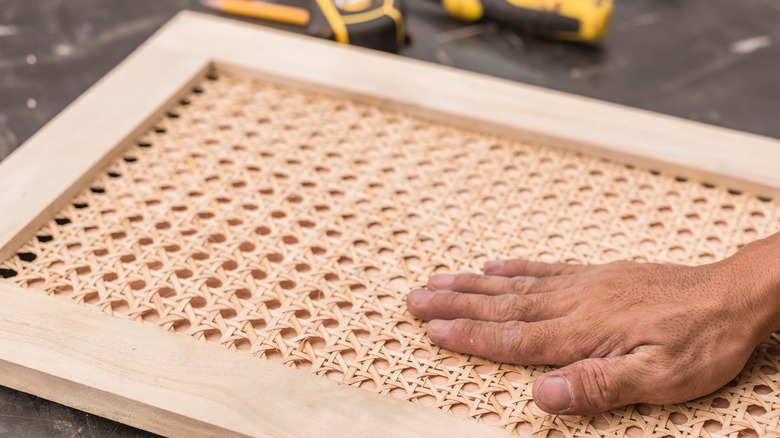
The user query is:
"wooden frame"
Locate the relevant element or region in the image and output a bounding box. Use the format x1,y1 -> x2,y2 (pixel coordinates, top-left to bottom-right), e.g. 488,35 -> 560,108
0,11 -> 779,437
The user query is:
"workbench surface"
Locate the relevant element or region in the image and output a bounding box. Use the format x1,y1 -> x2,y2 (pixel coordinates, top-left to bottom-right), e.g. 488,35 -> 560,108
0,0 -> 779,436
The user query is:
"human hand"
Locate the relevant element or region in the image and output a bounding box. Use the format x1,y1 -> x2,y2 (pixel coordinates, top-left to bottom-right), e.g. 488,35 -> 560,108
406,235 -> 780,415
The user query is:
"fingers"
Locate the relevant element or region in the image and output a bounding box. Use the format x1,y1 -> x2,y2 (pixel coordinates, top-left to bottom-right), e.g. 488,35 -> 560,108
428,273 -> 574,295
532,353 -> 650,415
408,289 -> 567,322
484,259 -> 585,278
425,319 -> 574,365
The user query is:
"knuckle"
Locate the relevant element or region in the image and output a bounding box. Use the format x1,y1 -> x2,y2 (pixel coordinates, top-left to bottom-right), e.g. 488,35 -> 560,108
504,322 -> 532,362
498,323 -> 520,350
579,360 -> 619,409
510,295 -> 544,321
531,293 -> 550,311
534,276 -> 552,290
511,277 -> 535,295
437,291 -> 461,310
534,276 -> 560,293
494,295 -> 522,320
470,322 -> 515,361
515,322 -> 553,362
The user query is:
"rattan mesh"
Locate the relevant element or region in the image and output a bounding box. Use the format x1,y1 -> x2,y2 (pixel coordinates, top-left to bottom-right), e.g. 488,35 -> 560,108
2,72 -> 779,437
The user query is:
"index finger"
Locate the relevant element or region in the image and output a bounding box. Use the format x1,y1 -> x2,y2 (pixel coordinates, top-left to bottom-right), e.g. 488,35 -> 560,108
426,318 -> 575,366
483,259 -> 585,278
427,272 -> 574,295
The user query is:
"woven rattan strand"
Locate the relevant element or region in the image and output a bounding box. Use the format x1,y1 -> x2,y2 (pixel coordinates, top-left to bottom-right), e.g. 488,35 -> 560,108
2,71 -> 779,437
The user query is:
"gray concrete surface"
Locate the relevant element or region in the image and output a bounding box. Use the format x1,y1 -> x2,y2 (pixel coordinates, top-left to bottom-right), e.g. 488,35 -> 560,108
0,0 -> 779,436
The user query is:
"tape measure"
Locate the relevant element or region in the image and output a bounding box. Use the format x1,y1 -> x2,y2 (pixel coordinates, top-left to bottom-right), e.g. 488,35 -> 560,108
438,0 -> 613,43
310,0 -> 407,52
203,0 -> 407,52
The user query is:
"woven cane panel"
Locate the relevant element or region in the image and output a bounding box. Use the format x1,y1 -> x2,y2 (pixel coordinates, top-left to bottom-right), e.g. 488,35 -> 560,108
2,71 -> 780,437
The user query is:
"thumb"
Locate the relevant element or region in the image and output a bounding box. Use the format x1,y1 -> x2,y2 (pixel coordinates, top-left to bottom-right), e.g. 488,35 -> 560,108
532,355 -> 648,415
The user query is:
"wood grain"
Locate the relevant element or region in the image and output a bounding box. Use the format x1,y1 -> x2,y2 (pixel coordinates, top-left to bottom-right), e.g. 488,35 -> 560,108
0,282 -> 513,438
3,10 -> 779,263
161,12 -> 780,198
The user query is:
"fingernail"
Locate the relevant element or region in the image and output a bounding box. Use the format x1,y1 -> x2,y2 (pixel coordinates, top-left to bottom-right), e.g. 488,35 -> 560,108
483,260 -> 504,272
427,319 -> 453,335
429,274 -> 454,289
408,290 -> 434,306
537,376 -> 572,413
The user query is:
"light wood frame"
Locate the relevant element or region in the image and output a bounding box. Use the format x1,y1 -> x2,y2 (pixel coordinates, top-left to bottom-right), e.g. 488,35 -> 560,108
0,11 -> 778,437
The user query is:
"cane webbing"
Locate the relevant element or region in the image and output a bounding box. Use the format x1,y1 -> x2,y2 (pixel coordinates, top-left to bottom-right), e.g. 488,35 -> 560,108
2,72 -> 779,437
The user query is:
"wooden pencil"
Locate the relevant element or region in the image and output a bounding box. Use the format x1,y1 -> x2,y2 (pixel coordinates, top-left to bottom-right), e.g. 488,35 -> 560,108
202,0 -> 310,27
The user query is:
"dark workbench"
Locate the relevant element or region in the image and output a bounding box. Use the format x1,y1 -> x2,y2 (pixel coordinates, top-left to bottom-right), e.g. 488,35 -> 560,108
1,0 -> 779,436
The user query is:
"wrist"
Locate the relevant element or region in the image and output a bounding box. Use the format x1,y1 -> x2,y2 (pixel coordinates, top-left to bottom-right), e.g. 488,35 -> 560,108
723,232 -> 780,337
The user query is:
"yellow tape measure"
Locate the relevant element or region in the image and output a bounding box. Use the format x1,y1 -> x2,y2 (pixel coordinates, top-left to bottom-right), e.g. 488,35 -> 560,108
440,0 -> 613,42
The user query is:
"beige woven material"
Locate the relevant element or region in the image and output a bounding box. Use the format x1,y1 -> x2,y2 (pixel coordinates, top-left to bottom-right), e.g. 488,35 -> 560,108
2,71 -> 780,437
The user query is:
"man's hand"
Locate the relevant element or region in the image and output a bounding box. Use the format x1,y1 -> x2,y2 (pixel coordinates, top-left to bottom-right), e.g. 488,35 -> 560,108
406,234 -> 780,415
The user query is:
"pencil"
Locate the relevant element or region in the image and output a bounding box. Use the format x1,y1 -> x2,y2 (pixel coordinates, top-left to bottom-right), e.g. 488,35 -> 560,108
202,0 -> 310,27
